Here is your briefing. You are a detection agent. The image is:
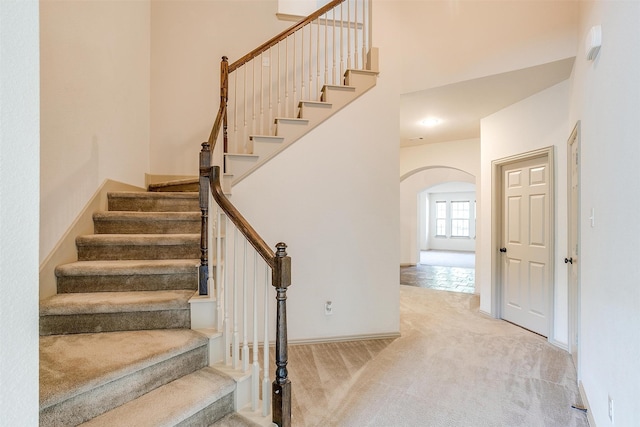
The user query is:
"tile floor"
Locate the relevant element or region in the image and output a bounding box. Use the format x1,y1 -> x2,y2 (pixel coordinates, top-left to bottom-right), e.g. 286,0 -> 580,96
401,251 -> 476,294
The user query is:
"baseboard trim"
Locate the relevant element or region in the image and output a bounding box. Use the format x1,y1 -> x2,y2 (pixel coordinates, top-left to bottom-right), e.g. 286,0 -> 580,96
39,179 -> 144,299
289,332 -> 400,346
579,380 -> 596,427
548,337 -> 569,352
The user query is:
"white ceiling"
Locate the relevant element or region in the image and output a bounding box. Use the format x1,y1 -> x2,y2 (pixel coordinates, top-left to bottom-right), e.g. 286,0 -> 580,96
400,57 -> 575,148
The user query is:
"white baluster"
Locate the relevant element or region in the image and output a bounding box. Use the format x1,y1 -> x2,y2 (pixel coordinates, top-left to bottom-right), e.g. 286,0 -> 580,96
355,0 -> 359,69
262,263 -> 271,417
243,66 -> 247,153
285,37 -> 289,117
269,48 -> 273,134
309,22 -> 313,100
252,59 -> 256,143
340,2 -> 344,79
233,71 -> 238,153
252,251 -> 259,411
224,218 -> 231,365
260,52 -> 264,135
324,13 -> 329,85
301,25 -> 306,103
232,227 -> 239,369
216,209 -> 223,330
242,239 -> 249,372
333,8 -> 337,84
293,33 -> 297,117
277,42 -> 281,119
347,0 -> 351,70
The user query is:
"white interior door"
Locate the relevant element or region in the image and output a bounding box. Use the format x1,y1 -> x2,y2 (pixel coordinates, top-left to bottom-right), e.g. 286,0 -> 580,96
567,127 -> 580,368
501,156 -> 551,336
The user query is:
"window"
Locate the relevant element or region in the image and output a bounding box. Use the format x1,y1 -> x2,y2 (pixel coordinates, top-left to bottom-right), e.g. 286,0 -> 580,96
435,201 -> 447,236
450,201 -> 470,237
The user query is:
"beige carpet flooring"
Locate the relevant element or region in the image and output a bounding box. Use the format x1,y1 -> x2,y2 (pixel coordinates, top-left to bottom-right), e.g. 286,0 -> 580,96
285,285 -> 589,426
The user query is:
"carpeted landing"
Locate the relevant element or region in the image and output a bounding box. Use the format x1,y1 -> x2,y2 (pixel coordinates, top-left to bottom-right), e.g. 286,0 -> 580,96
285,286 -> 589,427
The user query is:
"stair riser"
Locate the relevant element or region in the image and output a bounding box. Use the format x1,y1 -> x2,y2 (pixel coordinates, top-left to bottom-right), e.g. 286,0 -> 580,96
94,219 -> 200,234
40,309 -> 191,336
77,244 -> 200,261
149,183 -> 199,192
108,196 -> 199,212
57,272 -> 198,293
39,345 -> 208,427
174,393 -> 234,427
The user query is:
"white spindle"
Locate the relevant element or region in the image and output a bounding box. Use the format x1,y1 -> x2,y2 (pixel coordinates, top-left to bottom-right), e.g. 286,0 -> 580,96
224,217 -> 231,365
309,23 -> 313,100
260,53 -> 264,135
333,9 -> 337,84
252,252 -> 259,411
293,33 -> 298,117
340,2 -> 344,78
243,67 -> 248,153
284,37 -> 289,117
316,19 -> 320,98
242,240 -> 249,372
232,228 -> 239,369
216,210 -> 223,330
355,0 -> 359,69
262,263 -> 271,417
277,43 -> 281,119
252,60 -> 256,143
301,26 -> 306,104
269,48 -> 273,134
347,0 -> 351,69
362,0 -> 367,69
324,14 -> 329,85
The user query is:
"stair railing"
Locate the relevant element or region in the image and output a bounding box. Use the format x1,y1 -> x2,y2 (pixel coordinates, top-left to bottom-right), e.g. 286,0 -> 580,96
207,0 -> 373,158
198,2 -> 372,425
200,142 -> 291,426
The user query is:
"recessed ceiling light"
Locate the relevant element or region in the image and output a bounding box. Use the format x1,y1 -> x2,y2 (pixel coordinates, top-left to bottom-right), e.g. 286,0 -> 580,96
420,117 -> 441,127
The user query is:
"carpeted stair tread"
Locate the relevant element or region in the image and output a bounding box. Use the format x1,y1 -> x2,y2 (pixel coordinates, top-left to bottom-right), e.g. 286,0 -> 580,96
76,233 -> 200,260
93,211 -> 200,234
78,367 -> 235,427
55,259 -> 200,293
56,259 -> 200,277
108,191 -> 199,212
40,290 -> 195,316
148,178 -> 199,192
40,329 -> 209,411
209,413 -> 261,426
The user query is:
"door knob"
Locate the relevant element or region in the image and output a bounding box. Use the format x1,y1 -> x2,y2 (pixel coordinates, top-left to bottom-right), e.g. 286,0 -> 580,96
499,247 -> 507,253
564,257 -> 573,264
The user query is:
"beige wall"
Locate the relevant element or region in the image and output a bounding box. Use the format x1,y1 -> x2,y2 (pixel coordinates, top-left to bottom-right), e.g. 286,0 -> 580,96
388,0 -> 578,93
40,0 -> 151,262
149,0 -> 290,175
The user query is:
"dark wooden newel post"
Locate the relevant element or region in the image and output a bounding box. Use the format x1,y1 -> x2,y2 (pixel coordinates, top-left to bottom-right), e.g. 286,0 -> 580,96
198,142 -> 211,295
272,242 -> 292,427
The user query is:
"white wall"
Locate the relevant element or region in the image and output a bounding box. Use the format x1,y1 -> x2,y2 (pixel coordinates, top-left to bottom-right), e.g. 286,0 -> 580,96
40,0 -> 151,262
230,1 -> 401,341
149,0 -> 290,175
399,138 -> 479,265
0,0 -> 40,423
388,0 -> 578,93
480,81 -> 570,345
569,1 -> 640,425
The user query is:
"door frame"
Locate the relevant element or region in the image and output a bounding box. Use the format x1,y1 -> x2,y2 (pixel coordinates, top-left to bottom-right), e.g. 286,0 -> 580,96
567,122 -> 581,373
491,146 -> 555,341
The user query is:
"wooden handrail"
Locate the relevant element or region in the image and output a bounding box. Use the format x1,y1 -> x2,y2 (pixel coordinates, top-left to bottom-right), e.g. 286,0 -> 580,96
229,0 -> 346,72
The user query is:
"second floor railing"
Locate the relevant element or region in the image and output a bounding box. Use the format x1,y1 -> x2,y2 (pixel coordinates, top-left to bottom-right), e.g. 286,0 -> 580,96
209,0 -> 373,158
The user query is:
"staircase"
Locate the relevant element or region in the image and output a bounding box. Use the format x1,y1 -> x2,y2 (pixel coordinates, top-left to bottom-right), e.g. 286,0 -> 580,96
40,1 -> 377,425
39,187 -> 259,426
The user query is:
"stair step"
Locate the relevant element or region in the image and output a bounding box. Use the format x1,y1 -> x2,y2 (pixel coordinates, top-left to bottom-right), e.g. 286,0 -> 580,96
76,234 -> 200,261
148,178 -> 199,192
320,84 -> 356,107
55,259 -> 199,293
78,367 -> 236,427
249,135 -> 285,160
225,153 -> 260,181
39,329 -> 209,426
274,117 -> 310,140
210,413 -> 261,427
298,100 -> 333,125
94,211 -> 201,234
108,191 -> 199,212
39,290 -> 195,335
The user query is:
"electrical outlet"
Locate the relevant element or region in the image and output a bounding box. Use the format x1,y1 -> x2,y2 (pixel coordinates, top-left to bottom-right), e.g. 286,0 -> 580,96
608,395 -> 614,423
324,301 -> 333,315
